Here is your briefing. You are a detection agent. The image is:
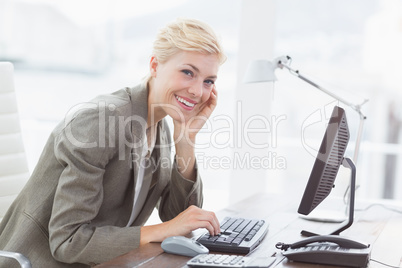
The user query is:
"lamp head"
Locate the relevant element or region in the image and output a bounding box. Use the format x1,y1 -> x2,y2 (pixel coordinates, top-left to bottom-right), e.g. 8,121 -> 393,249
243,55 -> 291,83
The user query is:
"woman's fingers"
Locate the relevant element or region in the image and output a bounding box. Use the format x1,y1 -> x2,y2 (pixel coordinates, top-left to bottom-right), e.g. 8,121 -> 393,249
170,206 -> 221,236
194,210 -> 220,236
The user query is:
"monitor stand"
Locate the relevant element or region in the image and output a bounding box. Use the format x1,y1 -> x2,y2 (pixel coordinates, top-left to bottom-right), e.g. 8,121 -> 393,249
301,157 -> 356,237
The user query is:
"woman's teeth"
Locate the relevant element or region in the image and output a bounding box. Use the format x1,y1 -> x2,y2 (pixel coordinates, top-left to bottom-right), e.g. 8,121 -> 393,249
175,96 -> 194,107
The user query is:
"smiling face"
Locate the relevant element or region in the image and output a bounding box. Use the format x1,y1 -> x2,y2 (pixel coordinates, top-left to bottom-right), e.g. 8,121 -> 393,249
147,51 -> 220,125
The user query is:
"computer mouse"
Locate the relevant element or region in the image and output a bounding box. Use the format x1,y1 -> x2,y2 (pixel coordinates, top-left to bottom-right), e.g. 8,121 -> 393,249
161,236 -> 209,257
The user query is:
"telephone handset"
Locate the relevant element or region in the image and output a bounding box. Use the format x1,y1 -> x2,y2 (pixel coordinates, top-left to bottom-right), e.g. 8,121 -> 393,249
288,235 -> 369,249
276,235 -> 371,268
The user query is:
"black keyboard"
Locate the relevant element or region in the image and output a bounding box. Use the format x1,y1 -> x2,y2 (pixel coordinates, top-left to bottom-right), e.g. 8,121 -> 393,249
197,217 -> 269,254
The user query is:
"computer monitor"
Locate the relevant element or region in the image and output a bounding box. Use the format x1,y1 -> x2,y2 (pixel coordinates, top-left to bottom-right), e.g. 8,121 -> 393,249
297,105 -> 356,237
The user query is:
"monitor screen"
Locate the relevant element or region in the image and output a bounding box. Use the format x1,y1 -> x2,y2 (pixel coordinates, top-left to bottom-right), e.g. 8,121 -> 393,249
298,106 -> 350,215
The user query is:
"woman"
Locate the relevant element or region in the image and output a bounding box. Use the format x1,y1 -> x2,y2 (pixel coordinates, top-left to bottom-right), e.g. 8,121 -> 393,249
0,18 -> 226,267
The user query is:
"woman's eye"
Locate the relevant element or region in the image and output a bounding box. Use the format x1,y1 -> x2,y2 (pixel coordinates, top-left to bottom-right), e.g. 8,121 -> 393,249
182,70 -> 193,76
204,80 -> 215,86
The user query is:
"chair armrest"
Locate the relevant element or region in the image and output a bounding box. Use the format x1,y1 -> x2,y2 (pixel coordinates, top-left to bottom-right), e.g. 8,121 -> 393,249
0,250 -> 31,268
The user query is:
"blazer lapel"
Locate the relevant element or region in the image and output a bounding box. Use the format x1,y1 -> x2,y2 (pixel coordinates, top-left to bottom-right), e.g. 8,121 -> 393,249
130,119 -> 172,226
122,82 -> 148,226
127,82 -> 149,184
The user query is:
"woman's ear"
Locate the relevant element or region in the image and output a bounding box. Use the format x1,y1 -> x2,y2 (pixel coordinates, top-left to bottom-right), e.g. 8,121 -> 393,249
149,56 -> 158,78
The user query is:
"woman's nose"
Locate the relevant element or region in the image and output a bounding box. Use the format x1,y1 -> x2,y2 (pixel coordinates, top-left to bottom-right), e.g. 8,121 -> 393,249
188,81 -> 203,98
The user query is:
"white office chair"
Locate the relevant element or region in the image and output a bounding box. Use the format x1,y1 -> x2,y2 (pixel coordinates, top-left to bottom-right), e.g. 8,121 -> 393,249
0,62 -> 32,267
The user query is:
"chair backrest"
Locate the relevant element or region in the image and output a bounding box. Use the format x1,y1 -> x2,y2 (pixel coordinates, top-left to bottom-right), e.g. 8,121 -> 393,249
0,62 -> 30,222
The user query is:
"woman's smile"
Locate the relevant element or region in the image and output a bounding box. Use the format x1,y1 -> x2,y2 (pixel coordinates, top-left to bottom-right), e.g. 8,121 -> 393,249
174,94 -> 197,110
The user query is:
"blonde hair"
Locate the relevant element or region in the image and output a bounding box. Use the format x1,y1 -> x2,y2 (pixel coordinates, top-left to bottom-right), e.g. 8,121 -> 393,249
151,17 -> 226,65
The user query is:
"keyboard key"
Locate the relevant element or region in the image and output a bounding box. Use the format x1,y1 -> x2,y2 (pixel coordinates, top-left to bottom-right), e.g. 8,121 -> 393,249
234,219 -> 249,233
231,238 -> 242,246
198,235 -> 219,245
242,220 -> 258,234
244,235 -> 253,242
220,217 -> 236,230
215,237 -> 231,245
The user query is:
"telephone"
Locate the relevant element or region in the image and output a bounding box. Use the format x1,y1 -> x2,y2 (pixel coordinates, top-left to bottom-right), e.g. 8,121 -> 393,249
276,235 -> 371,268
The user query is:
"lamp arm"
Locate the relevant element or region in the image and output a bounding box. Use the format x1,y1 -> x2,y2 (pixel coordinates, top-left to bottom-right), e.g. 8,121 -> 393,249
278,62 -> 367,120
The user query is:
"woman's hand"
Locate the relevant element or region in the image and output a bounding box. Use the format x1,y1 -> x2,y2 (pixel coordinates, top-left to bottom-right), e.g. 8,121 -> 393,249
173,86 -> 217,143
188,85 -> 218,137
172,86 -> 217,180
140,206 -> 220,244
164,205 -> 220,237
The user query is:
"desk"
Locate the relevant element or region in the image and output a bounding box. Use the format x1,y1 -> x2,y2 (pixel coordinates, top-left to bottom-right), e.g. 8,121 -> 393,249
96,193 -> 402,268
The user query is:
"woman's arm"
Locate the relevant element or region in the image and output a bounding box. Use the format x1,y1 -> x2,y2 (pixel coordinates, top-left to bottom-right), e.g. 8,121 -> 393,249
49,101 -> 141,265
153,87 -> 220,238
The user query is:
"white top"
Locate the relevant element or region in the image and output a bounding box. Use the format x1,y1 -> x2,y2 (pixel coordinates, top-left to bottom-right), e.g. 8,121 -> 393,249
126,125 -> 157,226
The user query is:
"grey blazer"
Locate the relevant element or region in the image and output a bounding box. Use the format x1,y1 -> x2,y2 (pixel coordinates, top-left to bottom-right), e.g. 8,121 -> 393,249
0,82 -> 203,267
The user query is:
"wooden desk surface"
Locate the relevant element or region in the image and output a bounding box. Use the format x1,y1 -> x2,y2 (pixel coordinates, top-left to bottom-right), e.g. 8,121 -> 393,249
96,193 -> 402,268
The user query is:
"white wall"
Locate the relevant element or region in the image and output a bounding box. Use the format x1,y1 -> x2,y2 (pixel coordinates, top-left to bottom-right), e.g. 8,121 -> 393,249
229,0 -> 278,204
